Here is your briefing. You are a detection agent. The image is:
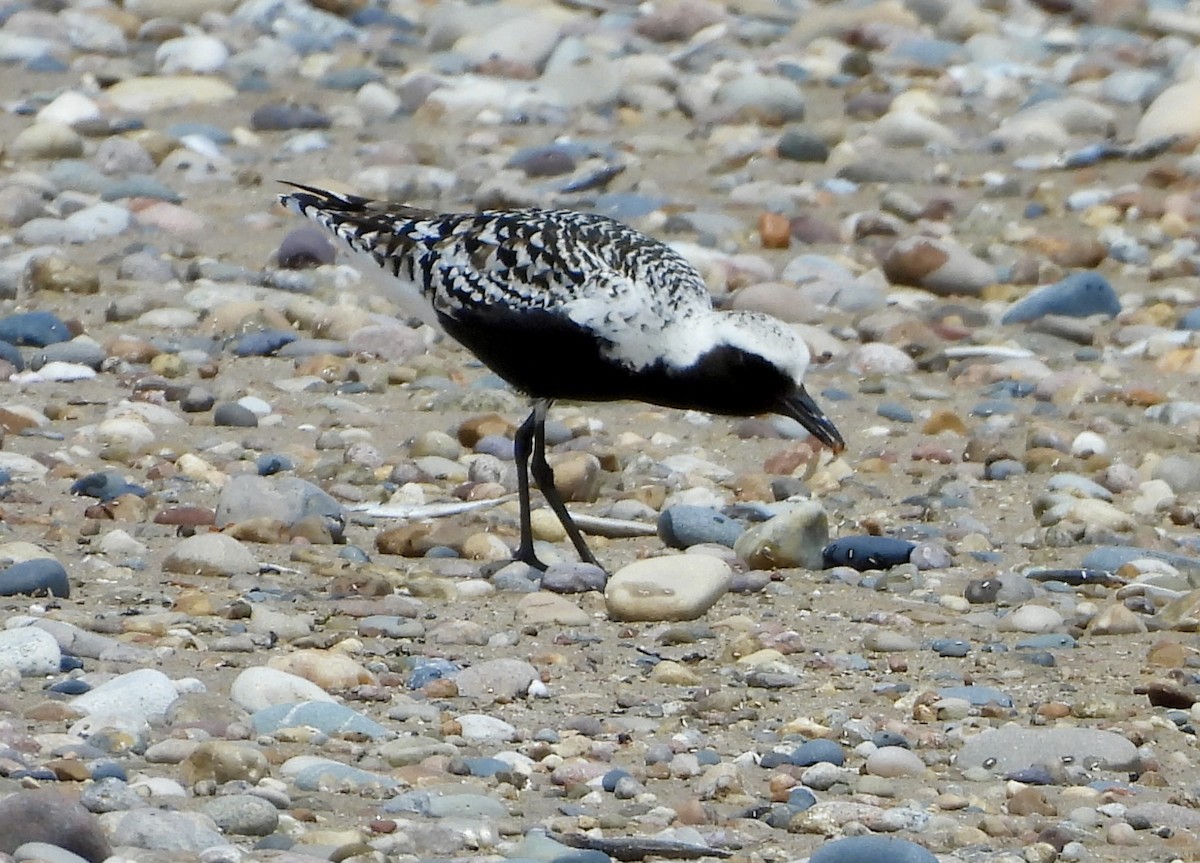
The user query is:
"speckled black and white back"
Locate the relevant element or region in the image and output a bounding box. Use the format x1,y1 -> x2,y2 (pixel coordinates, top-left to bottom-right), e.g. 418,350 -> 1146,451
278,183 -> 718,371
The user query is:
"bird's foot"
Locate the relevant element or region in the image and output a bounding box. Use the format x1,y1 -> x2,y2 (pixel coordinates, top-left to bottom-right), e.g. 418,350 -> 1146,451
514,546 -> 549,572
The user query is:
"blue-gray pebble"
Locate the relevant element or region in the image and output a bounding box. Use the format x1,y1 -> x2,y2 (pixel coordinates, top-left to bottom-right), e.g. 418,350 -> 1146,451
0,311 -> 71,347
809,836 -> 938,863
657,505 -> 743,549
938,685 -> 1014,708
235,330 -> 299,357
790,739 -> 845,766
1001,271 -> 1121,324
70,472 -> 146,500
0,559 -> 70,598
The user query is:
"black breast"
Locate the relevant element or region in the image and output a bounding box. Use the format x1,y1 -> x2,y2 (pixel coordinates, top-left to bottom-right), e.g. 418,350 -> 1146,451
439,307 -> 790,416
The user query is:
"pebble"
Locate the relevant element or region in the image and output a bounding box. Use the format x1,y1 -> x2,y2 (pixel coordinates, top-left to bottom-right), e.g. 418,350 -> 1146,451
103,808 -> 228,853
230,666 -> 337,712
453,658 -> 540,701
658,505 -> 743,549
822,536 -> 915,571
1001,271 -> 1121,324
733,501 -> 828,570
0,626 -> 61,675
0,790 -> 112,862
809,835 -> 938,863
162,533 -> 258,577
251,702 -> 389,740
0,559 -> 70,598
957,726 -> 1140,773
70,669 -> 182,726
605,556 -> 732,622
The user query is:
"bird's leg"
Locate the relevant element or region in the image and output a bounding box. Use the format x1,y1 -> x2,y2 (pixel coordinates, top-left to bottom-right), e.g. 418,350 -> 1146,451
527,401 -> 603,569
512,408 -> 547,570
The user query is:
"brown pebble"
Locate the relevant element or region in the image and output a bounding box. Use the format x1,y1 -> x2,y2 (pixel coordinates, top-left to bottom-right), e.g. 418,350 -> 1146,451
922,410 -> 967,435
294,353 -> 350,381
758,212 -> 791,249
423,678 -> 458,698
910,443 -> 955,464
1035,701 -> 1072,719
1008,787 -> 1057,816
1147,640 -> 1187,667
763,442 -> 818,475
1134,681 -> 1195,709
44,758 -> 91,782
673,799 -> 714,825
457,413 -> 513,446
24,701 -> 83,721
226,518 -> 290,544
881,238 -> 949,286
154,506 -> 216,527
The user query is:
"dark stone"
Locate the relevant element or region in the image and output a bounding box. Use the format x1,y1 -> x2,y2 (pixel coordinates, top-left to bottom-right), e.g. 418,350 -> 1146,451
275,227 -> 336,269
790,739 -> 845,767
213,402 -> 259,427
0,789 -> 113,862
931,638 -> 970,657
821,536 -> 915,571
257,454 -> 295,475
776,130 -> 829,163
250,103 -> 332,131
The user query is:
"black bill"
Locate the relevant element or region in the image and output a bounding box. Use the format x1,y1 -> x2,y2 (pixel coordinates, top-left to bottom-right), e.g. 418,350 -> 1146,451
777,385 -> 845,453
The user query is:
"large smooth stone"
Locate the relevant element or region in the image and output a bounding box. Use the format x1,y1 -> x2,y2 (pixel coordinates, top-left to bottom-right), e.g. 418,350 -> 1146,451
605,556 -> 732,622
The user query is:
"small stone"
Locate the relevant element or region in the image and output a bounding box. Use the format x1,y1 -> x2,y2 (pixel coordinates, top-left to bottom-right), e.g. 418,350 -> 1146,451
0,626 -> 61,675
180,742 -> 270,786
199,794 -> 278,837
659,505 -> 743,550
0,559 -> 70,598
25,255 -> 99,294
1001,271 -> 1121,324
0,790 -> 112,862
605,556 -> 732,622
883,236 -> 994,296
1088,603 -> 1147,635
104,808 -> 227,853
809,836 -> 937,863
213,402 -> 259,427
453,658 -> 539,701
230,667 -> 337,712
864,747 -> 925,778
276,226 -> 336,268
734,501 -> 828,570
822,536 -> 914,571
162,533 -> 258,577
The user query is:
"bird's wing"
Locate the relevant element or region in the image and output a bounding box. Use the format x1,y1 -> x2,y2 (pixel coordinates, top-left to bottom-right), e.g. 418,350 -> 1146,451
278,184 -> 713,332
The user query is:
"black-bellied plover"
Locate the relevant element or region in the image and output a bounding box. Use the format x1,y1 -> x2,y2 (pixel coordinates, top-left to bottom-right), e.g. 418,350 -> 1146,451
279,182 -> 844,570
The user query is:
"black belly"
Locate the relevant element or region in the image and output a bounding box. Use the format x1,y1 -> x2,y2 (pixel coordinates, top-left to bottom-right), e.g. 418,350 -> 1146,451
438,307 -> 792,416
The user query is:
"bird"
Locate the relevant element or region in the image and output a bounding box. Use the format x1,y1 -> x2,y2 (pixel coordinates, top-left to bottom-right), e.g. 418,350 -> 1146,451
278,182 -> 845,571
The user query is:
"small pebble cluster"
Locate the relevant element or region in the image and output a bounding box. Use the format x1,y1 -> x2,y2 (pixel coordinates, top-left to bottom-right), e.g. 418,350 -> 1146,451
5,1 -> 1200,863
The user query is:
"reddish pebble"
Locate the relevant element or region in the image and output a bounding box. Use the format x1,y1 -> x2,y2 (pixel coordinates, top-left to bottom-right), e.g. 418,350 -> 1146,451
911,442 -> 955,463
154,506 -> 216,527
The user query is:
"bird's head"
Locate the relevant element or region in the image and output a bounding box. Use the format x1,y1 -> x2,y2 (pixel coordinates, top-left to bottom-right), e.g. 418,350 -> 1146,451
714,311 -> 845,453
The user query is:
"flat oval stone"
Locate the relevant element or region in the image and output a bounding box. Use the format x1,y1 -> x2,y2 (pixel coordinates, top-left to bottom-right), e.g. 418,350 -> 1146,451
605,556 -> 732,622
1002,271 -> 1121,324
0,559 -> 70,598
810,836 -> 937,863
822,536 -> 915,571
